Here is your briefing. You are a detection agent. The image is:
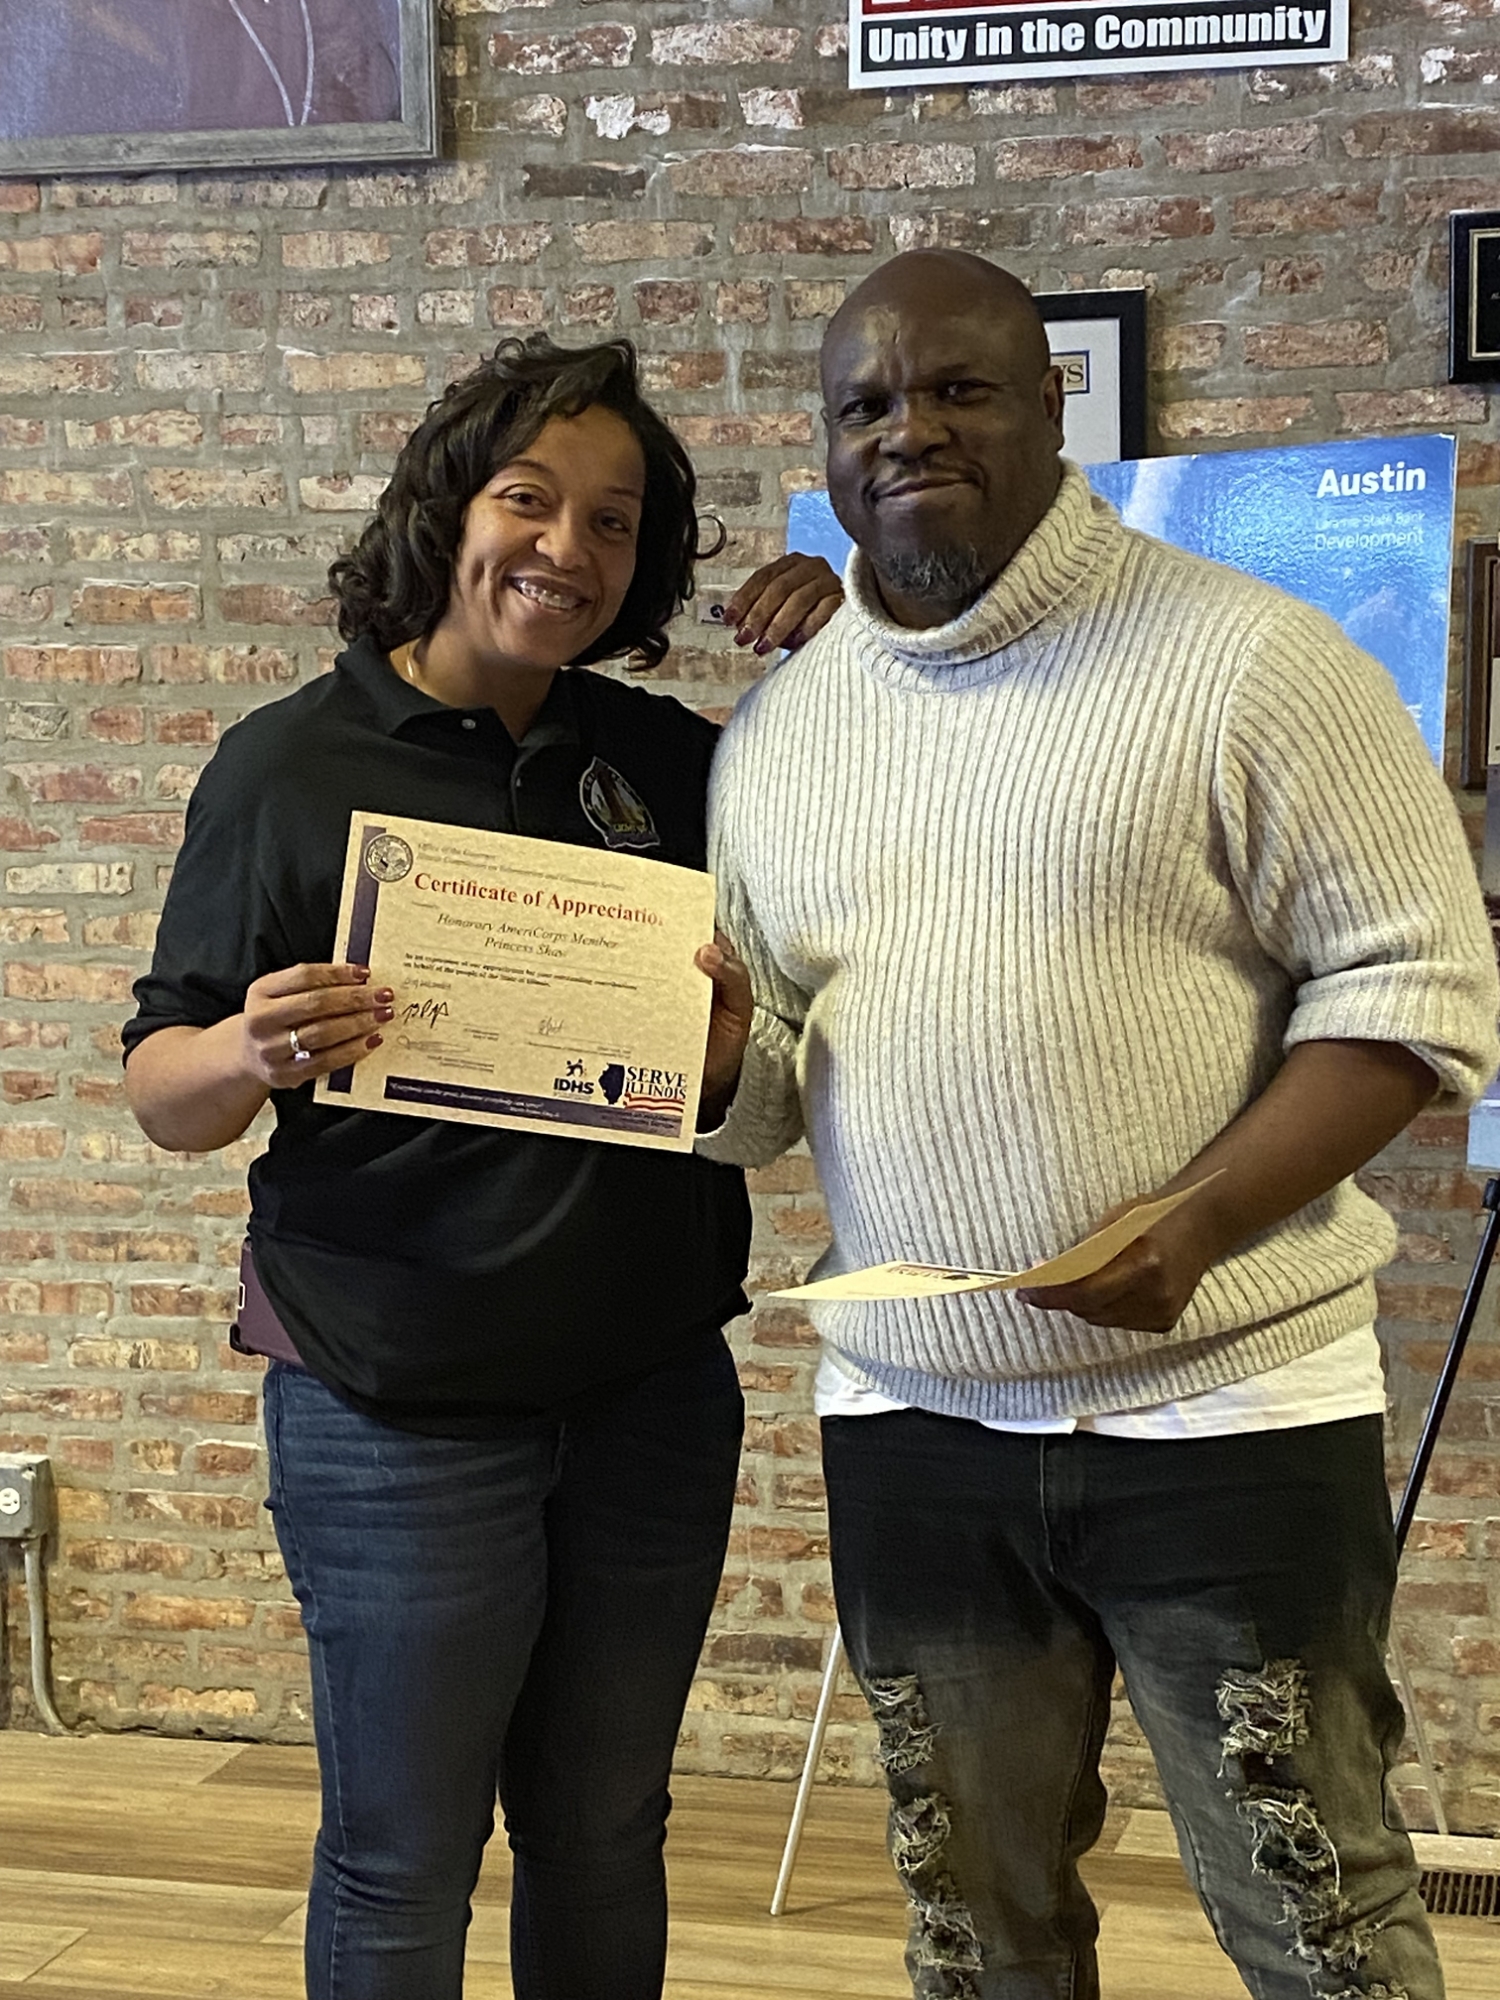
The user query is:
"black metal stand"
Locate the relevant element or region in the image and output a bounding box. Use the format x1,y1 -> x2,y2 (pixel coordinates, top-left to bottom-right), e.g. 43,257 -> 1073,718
1394,1175 -> 1500,1556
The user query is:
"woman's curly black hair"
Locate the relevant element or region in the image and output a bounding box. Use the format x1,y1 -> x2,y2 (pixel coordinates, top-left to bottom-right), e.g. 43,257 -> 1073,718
329,335 -> 719,671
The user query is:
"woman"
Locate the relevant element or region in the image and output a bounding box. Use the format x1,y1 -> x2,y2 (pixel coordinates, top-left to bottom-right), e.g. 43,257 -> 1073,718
122,335 -> 840,2000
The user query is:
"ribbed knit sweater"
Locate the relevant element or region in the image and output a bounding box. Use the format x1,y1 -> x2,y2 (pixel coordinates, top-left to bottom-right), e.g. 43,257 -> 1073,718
700,466 -> 1500,1421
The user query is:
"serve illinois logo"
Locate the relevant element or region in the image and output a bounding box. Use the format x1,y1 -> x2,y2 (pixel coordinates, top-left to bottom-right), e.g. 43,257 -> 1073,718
551,1060 -> 688,1108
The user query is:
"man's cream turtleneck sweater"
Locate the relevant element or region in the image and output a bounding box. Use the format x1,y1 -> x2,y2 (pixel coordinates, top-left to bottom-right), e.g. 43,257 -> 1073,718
700,465 -> 1500,1422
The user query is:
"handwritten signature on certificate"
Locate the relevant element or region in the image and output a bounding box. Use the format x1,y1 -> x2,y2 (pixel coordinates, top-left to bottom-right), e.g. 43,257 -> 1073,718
314,811 -> 717,1152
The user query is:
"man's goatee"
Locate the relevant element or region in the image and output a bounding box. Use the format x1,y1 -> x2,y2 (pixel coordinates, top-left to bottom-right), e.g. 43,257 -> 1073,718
875,543 -> 994,607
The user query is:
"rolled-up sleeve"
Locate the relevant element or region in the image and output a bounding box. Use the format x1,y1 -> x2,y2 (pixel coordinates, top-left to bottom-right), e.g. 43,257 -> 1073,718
1216,603 -> 1499,1107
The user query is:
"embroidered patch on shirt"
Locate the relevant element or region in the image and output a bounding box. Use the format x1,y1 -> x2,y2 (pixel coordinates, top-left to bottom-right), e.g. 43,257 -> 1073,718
579,756 -> 659,851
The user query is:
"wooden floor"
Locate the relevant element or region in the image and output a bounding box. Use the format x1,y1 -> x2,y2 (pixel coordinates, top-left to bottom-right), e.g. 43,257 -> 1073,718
1,1734 -> 1497,1997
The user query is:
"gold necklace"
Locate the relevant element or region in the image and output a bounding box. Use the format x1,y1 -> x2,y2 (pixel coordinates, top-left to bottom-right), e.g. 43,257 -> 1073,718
392,641 -> 425,689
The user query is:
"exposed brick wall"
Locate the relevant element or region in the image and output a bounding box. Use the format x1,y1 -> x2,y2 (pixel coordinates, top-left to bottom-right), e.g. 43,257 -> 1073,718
1,1 -> 1498,1831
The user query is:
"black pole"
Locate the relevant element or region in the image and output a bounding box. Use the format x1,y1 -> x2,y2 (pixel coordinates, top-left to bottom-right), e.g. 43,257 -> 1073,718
1394,1175 -> 1500,1556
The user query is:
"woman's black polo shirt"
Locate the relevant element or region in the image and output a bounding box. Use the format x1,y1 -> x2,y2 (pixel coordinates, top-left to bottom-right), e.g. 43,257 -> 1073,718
123,636 -> 750,1433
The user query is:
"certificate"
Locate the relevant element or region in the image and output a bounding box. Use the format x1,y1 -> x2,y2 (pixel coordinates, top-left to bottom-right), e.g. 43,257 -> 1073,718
772,1179 -> 1221,1300
314,811 -> 716,1151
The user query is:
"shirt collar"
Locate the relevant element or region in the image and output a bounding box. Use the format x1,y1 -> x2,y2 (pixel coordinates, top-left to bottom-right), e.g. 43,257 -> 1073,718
336,633 -> 583,749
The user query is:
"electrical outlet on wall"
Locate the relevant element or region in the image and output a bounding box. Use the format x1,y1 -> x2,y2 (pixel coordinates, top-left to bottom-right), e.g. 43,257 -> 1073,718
0,1454 -> 55,1540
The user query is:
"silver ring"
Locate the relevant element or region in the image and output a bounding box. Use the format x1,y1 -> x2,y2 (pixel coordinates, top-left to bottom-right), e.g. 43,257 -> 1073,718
288,1026 -> 312,1064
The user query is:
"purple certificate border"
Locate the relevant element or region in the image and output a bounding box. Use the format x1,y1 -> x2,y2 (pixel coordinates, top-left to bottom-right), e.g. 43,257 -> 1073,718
325,822 -> 386,1096
382,1073 -> 683,1140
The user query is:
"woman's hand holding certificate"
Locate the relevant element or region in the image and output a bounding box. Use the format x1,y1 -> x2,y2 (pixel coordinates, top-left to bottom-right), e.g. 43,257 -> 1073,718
315,810 -> 718,1150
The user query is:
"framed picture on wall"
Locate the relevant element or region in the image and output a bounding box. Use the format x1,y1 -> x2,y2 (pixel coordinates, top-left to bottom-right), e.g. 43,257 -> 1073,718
1033,289 -> 1149,465
1450,210 -> 1500,385
0,0 -> 438,176
1461,538 -> 1500,789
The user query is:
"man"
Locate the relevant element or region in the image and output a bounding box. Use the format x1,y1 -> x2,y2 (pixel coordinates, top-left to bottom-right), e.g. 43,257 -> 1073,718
700,250 -> 1499,2000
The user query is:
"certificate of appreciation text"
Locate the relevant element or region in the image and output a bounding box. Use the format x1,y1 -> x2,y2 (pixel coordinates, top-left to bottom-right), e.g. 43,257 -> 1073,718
314,812 -> 717,1152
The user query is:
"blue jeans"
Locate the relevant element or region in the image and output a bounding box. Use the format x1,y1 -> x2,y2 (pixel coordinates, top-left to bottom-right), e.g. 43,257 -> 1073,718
822,1411 -> 1441,2000
264,1338 -> 744,2000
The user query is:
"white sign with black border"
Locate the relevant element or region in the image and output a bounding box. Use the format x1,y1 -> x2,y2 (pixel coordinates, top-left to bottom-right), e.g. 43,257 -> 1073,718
848,0 -> 1347,88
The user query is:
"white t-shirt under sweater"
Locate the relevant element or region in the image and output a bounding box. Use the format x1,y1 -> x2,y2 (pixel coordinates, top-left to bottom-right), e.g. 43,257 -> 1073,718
814,1325 -> 1387,1438
700,465 -> 1499,1426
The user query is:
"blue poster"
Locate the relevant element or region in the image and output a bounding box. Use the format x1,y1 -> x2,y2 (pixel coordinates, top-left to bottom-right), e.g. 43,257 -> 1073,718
787,433 -> 1457,767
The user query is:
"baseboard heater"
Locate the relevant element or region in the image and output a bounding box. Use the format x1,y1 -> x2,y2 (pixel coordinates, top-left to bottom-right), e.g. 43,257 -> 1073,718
1412,1834 -> 1500,1920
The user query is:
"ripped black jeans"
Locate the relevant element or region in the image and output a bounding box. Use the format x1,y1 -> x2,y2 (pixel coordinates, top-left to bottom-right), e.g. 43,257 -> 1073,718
823,1412 -> 1441,2000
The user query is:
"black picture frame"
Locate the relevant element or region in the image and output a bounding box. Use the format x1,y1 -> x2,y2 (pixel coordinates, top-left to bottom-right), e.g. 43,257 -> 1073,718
0,0 -> 437,177
1449,210 -> 1500,385
1033,288 -> 1149,464
1462,538 -> 1500,789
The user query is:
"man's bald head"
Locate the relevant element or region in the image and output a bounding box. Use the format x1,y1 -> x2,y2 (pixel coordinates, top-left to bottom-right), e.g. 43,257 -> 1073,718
823,252 -> 1054,402
818,253 -> 1066,629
